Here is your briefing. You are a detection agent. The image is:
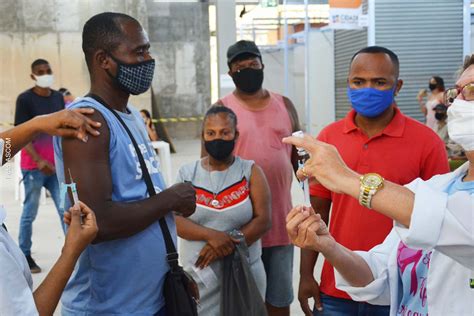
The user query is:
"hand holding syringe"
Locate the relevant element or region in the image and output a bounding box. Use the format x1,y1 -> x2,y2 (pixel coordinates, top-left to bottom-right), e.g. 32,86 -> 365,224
292,131 -> 311,206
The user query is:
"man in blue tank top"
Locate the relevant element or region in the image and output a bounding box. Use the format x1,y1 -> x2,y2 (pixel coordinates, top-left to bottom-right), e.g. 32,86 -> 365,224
53,12 -> 196,315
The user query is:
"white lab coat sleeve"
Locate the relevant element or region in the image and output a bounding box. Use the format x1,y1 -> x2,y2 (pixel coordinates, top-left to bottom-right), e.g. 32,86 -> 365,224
394,178 -> 474,269
0,242 -> 38,316
335,230 -> 398,305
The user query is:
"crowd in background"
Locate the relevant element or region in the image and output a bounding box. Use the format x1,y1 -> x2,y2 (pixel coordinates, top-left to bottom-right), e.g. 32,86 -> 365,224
0,11 -> 473,316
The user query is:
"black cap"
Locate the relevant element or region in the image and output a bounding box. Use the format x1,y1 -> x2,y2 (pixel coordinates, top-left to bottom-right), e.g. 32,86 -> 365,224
433,104 -> 447,112
227,40 -> 261,64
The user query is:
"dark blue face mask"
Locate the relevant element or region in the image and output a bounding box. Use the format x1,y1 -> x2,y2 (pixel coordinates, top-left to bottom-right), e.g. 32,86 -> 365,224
347,86 -> 396,118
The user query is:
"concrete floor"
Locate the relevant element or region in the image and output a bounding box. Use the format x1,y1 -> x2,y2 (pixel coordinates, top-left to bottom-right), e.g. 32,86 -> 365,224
0,139 -> 324,315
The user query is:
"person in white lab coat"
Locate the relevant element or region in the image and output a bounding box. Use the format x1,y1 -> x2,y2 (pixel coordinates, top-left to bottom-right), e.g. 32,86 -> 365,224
284,55 -> 474,316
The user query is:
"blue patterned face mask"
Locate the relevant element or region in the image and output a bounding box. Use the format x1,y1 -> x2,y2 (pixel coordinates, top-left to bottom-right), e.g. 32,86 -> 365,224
108,54 -> 155,95
347,86 -> 396,118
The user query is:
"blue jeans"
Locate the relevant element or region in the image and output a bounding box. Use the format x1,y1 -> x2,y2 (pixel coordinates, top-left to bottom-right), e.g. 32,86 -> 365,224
313,293 -> 390,316
19,169 -> 65,256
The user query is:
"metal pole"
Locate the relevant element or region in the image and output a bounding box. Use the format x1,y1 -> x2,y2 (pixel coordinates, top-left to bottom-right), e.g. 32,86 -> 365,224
216,0 -> 236,98
283,0 -> 289,97
463,0 -> 471,58
304,0 -> 311,134
368,0 -> 375,46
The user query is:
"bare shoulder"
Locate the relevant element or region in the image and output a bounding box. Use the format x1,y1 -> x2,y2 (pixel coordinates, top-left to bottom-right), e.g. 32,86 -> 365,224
250,163 -> 265,181
62,108 -> 109,154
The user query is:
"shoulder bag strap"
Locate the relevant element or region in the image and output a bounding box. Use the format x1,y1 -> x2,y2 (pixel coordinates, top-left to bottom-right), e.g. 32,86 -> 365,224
86,94 -> 178,266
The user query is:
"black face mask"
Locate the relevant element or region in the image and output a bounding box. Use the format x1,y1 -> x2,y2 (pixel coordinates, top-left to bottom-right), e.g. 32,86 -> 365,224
435,113 -> 447,121
429,83 -> 437,91
106,53 -> 155,95
232,68 -> 264,94
204,139 -> 235,161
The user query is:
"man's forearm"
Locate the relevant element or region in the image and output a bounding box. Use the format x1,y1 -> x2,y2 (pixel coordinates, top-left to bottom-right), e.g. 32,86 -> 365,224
93,189 -> 178,243
300,248 -> 318,277
24,143 -> 42,163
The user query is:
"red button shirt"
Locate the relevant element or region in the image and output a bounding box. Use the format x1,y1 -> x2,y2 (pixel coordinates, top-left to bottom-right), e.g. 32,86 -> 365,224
310,107 -> 450,300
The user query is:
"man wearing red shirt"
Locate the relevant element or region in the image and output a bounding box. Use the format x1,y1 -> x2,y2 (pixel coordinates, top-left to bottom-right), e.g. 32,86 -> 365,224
298,46 -> 449,316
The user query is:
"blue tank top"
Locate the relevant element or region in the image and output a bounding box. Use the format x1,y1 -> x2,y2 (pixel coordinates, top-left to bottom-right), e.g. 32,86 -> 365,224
54,97 -> 176,315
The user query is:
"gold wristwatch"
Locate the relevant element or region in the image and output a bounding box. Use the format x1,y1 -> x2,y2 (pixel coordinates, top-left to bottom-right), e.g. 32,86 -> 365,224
359,173 -> 384,209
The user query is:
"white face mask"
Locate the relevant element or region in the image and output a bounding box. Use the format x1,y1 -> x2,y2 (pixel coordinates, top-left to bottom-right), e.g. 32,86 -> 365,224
447,99 -> 474,151
34,74 -> 54,88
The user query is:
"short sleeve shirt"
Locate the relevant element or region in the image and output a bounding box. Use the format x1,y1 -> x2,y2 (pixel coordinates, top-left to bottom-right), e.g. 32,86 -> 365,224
310,108 -> 450,299
14,89 -> 64,170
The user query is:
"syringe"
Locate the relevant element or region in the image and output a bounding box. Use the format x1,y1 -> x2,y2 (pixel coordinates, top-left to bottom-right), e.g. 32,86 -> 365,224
68,169 -> 79,206
68,169 -> 83,224
292,131 -> 311,206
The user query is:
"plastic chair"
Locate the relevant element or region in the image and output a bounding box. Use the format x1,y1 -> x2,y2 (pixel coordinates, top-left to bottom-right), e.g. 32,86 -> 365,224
151,141 -> 172,187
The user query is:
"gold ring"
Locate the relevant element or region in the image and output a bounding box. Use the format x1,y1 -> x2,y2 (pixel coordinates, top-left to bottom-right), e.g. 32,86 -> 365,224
301,166 -> 309,178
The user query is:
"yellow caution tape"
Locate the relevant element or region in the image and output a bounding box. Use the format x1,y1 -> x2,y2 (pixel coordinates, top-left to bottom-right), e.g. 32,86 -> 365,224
152,116 -> 204,123
0,116 -> 204,127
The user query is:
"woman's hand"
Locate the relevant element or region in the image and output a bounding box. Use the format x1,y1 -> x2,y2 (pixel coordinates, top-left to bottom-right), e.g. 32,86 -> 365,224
283,135 -> 359,194
63,201 -> 99,258
35,108 -> 101,142
205,230 -> 240,257
286,205 -> 334,253
195,244 -> 219,269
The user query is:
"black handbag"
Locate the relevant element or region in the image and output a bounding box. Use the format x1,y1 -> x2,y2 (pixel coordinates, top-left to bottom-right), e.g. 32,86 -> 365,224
88,94 -> 199,316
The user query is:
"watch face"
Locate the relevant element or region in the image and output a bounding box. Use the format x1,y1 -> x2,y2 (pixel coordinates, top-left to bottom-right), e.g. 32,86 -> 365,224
362,173 -> 383,189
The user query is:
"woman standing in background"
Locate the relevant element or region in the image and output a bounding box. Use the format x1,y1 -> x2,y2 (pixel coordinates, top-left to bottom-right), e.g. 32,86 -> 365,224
417,76 -> 445,130
175,105 -> 271,316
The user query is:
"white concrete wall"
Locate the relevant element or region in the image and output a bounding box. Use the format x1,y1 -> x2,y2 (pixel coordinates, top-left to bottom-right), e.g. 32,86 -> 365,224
0,0 -> 211,142
0,0 -> 150,131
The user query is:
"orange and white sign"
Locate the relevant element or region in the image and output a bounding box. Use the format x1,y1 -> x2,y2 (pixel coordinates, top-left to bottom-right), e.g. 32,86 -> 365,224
329,0 -> 363,30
